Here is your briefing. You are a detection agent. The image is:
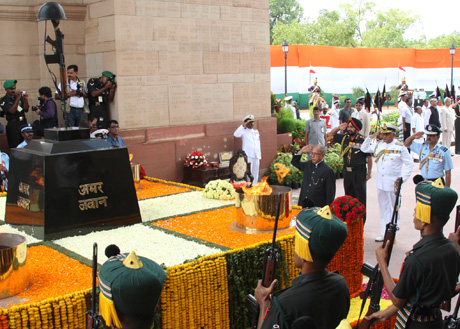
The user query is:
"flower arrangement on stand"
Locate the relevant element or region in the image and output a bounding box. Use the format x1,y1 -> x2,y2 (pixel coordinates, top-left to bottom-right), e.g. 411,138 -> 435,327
203,180 -> 236,200
327,195 -> 365,294
184,151 -> 208,169
330,195 -> 366,224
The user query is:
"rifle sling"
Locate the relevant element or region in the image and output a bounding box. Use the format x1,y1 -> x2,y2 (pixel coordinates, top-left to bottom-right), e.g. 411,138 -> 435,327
273,295 -> 292,329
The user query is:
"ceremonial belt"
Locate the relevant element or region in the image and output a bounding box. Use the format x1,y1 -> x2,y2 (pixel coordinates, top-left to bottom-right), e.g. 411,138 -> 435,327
7,117 -> 25,122
411,305 -> 441,321
345,166 -> 365,172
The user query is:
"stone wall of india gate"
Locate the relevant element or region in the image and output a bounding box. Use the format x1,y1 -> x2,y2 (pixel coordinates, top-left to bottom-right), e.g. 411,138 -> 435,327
0,0 -> 277,181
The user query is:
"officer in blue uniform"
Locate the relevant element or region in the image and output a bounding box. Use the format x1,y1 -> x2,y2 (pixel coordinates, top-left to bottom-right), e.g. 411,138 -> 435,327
404,124 -> 453,187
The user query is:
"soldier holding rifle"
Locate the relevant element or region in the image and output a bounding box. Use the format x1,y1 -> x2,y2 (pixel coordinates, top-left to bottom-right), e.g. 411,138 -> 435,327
254,206 -> 350,329
97,249 -> 166,329
365,179 -> 460,329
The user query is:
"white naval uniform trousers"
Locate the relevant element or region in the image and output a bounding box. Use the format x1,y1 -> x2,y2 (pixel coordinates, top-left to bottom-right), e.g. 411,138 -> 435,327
234,125 -> 262,183
361,137 -> 414,236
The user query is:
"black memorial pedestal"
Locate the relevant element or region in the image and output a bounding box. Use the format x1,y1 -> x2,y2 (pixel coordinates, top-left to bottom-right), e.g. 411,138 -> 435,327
5,128 -> 142,240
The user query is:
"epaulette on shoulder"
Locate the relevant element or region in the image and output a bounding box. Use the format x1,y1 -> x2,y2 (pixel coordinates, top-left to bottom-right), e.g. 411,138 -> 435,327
440,146 -> 448,152
395,141 -> 404,146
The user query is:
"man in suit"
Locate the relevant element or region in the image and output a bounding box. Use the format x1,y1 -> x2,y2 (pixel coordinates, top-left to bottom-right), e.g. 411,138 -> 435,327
291,144 -> 336,207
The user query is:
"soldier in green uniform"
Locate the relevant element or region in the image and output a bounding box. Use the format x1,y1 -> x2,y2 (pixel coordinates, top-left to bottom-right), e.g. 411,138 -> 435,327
98,249 -> 166,329
254,206 -> 350,329
328,117 -> 373,223
0,80 -> 29,148
366,179 -> 460,329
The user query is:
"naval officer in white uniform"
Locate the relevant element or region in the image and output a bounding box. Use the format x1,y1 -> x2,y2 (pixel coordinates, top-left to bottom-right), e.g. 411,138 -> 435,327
361,123 -> 414,241
234,114 -> 262,183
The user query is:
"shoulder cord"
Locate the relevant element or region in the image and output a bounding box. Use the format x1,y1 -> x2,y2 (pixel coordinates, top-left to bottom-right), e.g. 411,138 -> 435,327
374,141 -> 386,163
339,135 -> 352,161
419,144 -> 437,172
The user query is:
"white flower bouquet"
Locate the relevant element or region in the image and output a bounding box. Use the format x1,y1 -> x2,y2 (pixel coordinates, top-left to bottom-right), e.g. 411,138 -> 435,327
203,179 -> 236,200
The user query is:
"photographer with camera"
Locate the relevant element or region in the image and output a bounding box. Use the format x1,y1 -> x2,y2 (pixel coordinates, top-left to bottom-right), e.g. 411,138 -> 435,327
55,65 -> 87,127
34,87 -> 58,136
0,79 -> 29,148
87,71 -> 116,128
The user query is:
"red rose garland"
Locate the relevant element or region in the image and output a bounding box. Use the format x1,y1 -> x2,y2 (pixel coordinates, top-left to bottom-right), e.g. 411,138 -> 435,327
330,195 -> 365,224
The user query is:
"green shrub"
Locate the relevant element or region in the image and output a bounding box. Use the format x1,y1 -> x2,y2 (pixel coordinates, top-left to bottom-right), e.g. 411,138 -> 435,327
277,117 -> 296,133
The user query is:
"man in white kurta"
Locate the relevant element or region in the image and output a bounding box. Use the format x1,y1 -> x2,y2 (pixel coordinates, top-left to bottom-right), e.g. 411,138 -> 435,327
234,114 -> 262,183
411,106 -> 425,160
440,97 -> 455,148
329,99 -> 340,131
361,124 -> 414,241
421,99 -> 431,127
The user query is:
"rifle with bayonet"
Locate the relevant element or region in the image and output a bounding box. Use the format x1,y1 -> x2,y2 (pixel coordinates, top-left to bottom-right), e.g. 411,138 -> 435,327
246,194 -> 282,329
86,243 -> 102,329
356,177 -> 402,329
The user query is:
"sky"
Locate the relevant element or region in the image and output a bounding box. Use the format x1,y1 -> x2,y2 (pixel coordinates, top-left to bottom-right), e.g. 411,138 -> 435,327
297,0 -> 460,40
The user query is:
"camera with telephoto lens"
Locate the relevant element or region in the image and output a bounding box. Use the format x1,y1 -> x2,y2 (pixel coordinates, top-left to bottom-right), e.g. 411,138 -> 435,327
76,81 -> 84,97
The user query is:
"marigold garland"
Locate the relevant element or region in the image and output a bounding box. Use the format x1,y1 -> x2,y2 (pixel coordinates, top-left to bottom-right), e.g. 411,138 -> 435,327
327,218 -> 364,294
162,256 -> 229,329
5,246 -> 93,306
135,179 -> 191,200
144,176 -> 204,191
152,207 -> 299,248
0,289 -> 90,329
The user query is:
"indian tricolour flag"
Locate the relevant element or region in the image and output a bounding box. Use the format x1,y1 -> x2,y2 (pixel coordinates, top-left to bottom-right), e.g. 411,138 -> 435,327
271,45 -> 460,108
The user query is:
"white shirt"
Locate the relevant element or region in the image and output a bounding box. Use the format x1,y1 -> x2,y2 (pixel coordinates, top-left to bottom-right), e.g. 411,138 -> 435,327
329,106 -> 340,130
421,105 -> 431,127
411,113 -> 424,143
361,137 -> 414,191
234,125 -> 261,159
287,104 -> 296,118
56,78 -> 87,108
351,109 -> 371,137
398,101 -> 412,124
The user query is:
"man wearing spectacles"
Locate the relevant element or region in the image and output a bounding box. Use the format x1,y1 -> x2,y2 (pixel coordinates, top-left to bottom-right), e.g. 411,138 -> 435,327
339,98 -> 354,125
291,144 -> 336,208
106,120 -> 125,147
